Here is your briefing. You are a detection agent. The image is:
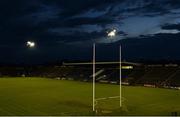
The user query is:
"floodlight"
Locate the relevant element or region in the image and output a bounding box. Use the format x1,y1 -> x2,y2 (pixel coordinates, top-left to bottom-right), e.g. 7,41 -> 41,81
27,41 -> 35,48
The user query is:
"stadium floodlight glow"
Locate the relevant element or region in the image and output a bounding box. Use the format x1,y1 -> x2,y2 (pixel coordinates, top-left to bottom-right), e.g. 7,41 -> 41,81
27,41 -> 35,48
107,29 -> 117,37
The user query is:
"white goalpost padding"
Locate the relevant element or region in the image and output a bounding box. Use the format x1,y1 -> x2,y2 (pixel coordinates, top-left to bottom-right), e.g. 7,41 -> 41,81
92,44 -> 122,112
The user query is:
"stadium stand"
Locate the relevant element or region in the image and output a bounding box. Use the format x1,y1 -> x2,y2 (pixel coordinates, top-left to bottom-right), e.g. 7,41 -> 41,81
136,66 -> 176,85
1,62 -> 180,87
166,67 -> 180,86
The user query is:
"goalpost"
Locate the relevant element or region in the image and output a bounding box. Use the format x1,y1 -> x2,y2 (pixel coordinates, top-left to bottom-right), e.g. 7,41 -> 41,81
93,43 -> 96,112
92,43 -> 122,112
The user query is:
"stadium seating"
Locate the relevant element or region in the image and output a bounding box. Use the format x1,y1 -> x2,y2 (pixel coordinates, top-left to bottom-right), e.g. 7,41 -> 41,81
1,64 -> 180,87
166,68 -> 180,86
136,66 -> 177,86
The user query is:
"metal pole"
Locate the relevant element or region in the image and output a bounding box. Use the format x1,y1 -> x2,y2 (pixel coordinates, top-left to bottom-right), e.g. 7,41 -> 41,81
93,43 -> 96,111
119,45 -> 122,107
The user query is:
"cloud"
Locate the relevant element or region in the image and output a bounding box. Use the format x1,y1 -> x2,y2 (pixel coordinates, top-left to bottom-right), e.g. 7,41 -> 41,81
162,23 -> 180,30
2,0 -> 180,46
119,14 -> 180,36
48,24 -> 103,35
20,4 -> 61,25
2,0 -> 180,63
154,29 -> 180,34
72,6 -> 111,18
45,0 -> 180,44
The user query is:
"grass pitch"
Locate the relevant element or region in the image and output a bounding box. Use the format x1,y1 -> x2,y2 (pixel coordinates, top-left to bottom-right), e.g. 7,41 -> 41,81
0,78 -> 179,116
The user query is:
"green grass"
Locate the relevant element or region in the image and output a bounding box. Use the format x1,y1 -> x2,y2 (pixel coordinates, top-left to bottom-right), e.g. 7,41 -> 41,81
0,77 -> 179,116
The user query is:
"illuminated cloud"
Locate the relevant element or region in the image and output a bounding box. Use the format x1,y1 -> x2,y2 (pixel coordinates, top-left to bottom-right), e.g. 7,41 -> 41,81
155,29 -> 180,34
118,14 -> 180,37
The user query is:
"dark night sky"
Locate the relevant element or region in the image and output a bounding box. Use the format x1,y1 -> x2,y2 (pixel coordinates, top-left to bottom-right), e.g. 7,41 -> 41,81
1,0 -> 180,64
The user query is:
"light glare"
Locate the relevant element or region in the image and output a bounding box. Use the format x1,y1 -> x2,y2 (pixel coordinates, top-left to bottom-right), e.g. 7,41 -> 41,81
27,41 -> 35,48
107,29 -> 116,37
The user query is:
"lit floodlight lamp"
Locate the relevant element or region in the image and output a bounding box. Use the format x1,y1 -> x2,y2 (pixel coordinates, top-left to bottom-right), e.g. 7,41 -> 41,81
27,41 -> 35,48
107,29 -> 117,37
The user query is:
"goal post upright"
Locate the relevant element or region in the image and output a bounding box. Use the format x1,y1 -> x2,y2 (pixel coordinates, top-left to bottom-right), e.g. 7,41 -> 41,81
93,43 -> 96,112
119,45 -> 122,107
92,43 -> 122,111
